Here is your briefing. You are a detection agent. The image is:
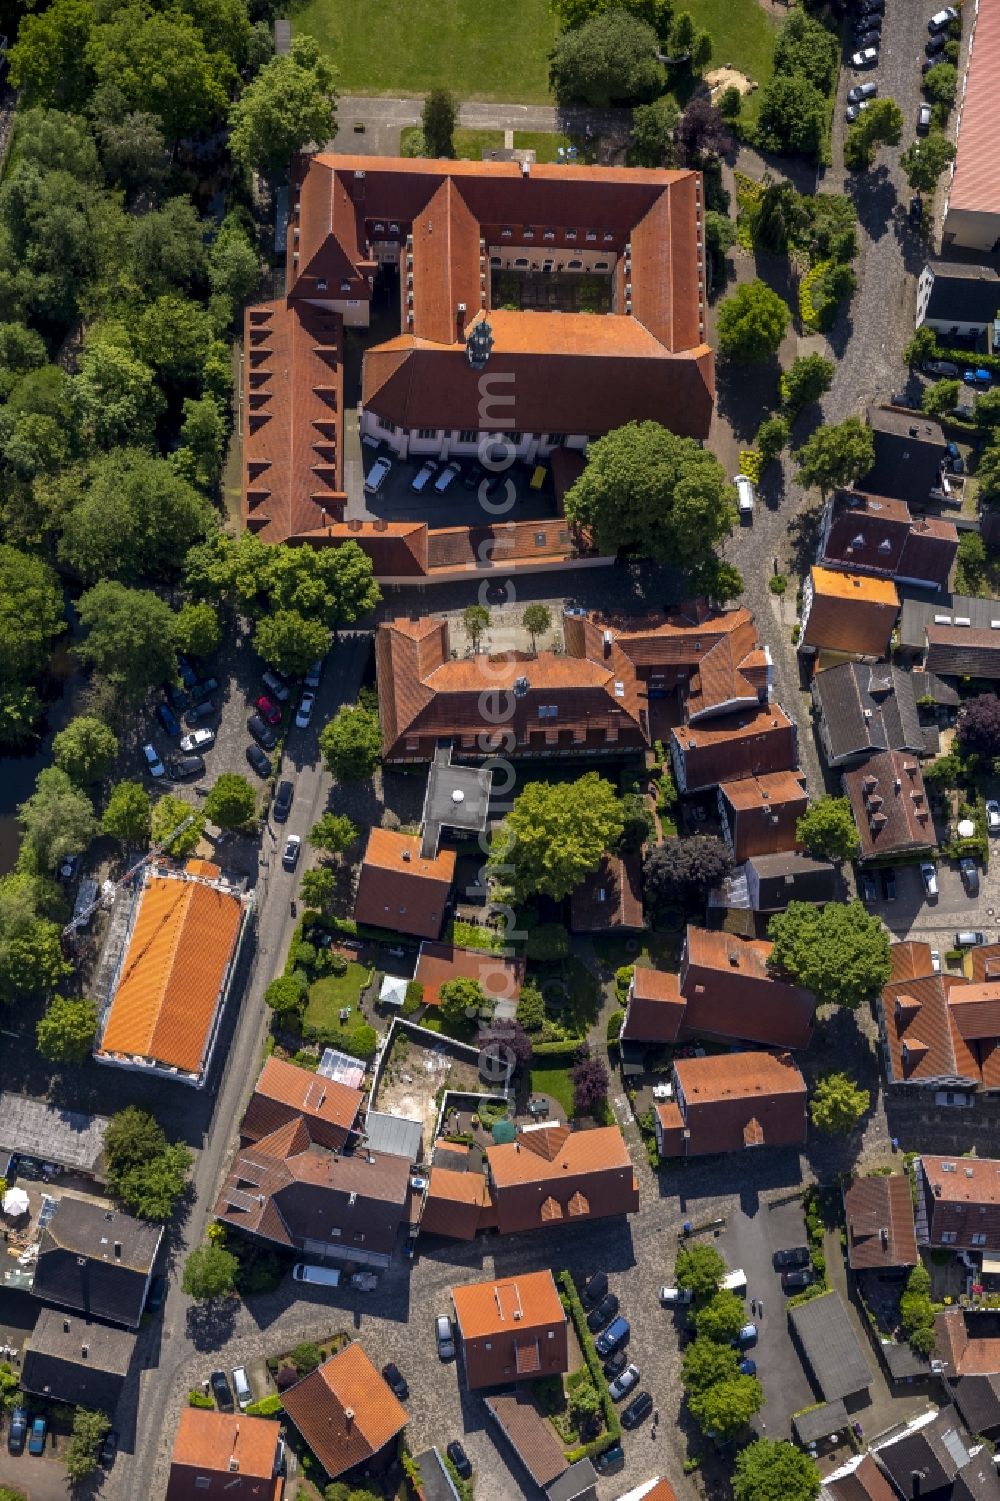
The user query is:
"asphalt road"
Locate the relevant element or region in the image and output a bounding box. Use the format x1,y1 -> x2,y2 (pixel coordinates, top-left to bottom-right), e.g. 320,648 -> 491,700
107,632 -> 371,1501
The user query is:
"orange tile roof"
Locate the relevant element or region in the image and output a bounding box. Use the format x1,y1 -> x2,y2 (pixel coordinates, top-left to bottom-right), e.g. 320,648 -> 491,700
665,1050 -> 807,1156
414,943 -> 524,1008
99,867 -> 243,1076
948,0 -> 1000,215
242,1057 -> 363,1150
671,705 -> 798,792
420,1166 -> 494,1240
569,852 -> 645,932
802,567 -> 899,657
843,1176 -> 919,1270
718,770 -> 807,862
281,1341 -> 408,1481
354,829 -> 455,939
166,1409 -> 282,1501
681,926 -> 815,1048
452,1269 -> 564,1340
622,966 -> 686,1043
486,1124 -> 639,1235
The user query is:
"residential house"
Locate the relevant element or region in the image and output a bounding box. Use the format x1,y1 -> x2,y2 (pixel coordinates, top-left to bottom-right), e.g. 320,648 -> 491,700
799,567 -> 899,661
717,770 -> 807,862
569,852 -> 644,933
740,852 -> 837,912
899,594 -> 1000,681
483,1389 -> 571,1492
413,943 -> 524,1010
165,1409 -> 285,1500
451,1270 -> 568,1389
819,490 -> 958,591
860,407 -> 952,507
419,1163 -> 496,1241
216,1129 -> 413,1269
879,940 -> 1000,1094
95,859 -> 249,1088
621,966 -> 687,1045
353,828 -> 456,940
843,1176 -> 919,1272
916,262 -> 1000,339
942,0 -> 1000,252
869,1405 -> 1000,1501
935,1310 -> 1000,1437
844,750 -> 934,861
812,662 -> 930,768
280,1341 -> 408,1483
670,705 -> 799,794
0,1096 -> 109,1181
822,1454 -> 899,1501
241,1056 -> 364,1151
20,1309 -> 136,1413
484,1123 -> 639,1236
31,1198 -> 162,1329
914,1154 -> 1000,1252
654,1050 -> 807,1159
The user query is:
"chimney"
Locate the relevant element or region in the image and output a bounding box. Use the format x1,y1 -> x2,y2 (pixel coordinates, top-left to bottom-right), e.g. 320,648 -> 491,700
345,1407 -> 355,1431
728,949 -> 740,967
520,160 -> 530,177
114,1242 -> 122,1259
912,1473 -> 921,1500
402,849 -> 411,861
228,1456 -> 240,1473
880,1227 -> 889,1249
81,1344 -> 89,1359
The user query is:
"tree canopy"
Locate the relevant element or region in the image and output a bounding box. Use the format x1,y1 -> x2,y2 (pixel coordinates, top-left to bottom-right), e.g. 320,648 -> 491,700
76,581 -> 177,702
229,35 -> 337,174
319,705 -> 381,782
780,353 -> 834,416
309,813 -> 358,855
773,10 -> 839,91
643,836 -> 732,914
756,74 -> 827,159
0,872 -> 71,1004
102,780 -> 152,846
681,1335 -> 741,1393
254,609 -> 331,677
18,765 -> 98,873
675,1242 -> 725,1302
203,774 -> 257,830
631,97 -> 679,166
795,796 -> 860,862
688,1373 -> 764,1438
767,899 -> 891,1008
795,417 -> 874,497
563,420 -> 735,572
64,1407 -> 111,1483
717,279 -> 790,363
422,88 -> 457,156
549,8 -> 662,107
439,977 -> 487,1024
957,694 -> 1000,757
810,1071 -> 871,1134
182,1242 -> 239,1300
489,772 -> 624,902
53,715 -> 118,785
901,132 -> 955,193
693,1289 -> 746,1343
733,1439 -> 820,1501
36,994 -> 98,1064
105,1107 -> 192,1220
844,98 -> 904,171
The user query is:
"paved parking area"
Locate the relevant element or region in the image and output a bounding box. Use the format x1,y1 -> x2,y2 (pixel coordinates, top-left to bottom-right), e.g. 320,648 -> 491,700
351,446 -> 560,529
0,1444 -> 71,1500
864,847 -> 1000,955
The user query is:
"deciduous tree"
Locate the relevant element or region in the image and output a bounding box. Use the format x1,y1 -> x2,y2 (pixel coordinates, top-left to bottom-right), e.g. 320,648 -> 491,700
319,705 -> 381,781
174,601 -> 223,660
309,813 -> 358,856
301,867 -> 336,911
733,1439 -> 820,1501
549,9 -> 662,107
773,9 -> 839,91
682,1336 -> 741,1392
767,899 -> 891,1008
717,279 -> 790,363
522,602 -> 552,652
36,994 -> 98,1064
254,610 -> 331,678
571,1046 -> 609,1115
902,132 -> 955,192
58,450 -> 212,584
631,96 -> 679,166
182,1243 -> 239,1301
489,772 -> 624,902
810,1071 -> 871,1134
204,774 -> 257,830
642,836 -> 732,914
77,582 -> 178,702
0,544 -> 65,681
64,1408 -> 110,1483
795,796 -> 860,862
693,1289 -> 746,1343
86,5 -> 233,140
422,88 -> 457,156
229,35 -> 338,175
18,766 -> 97,873
844,98 -> 903,172
756,74 -> 826,159
676,95 -> 732,164
922,61 -> 957,111
102,781 -> 152,847
958,694 -> 1000,756
688,1373 -> 764,1438
53,716 -> 118,786
794,416 -> 874,498
922,378 -> 960,419
150,794 -> 205,857
463,603 -> 490,651
675,1243 -> 726,1303
779,353 -> 835,416
439,977 -> 487,1024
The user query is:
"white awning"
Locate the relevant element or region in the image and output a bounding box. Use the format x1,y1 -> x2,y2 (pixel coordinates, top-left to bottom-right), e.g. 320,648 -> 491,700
380,974 -> 408,1008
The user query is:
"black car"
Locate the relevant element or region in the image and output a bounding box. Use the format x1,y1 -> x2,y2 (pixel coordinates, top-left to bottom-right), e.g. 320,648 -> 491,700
146,1274 -> 167,1312
246,742 -> 272,777
7,1406 -> 27,1455
167,754 -> 205,781
855,28 -> 881,47
926,31 -> 947,53
782,1268 -> 815,1291
773,1246 -> 811,1269
189,677 -> 220,704
855,11 -> 882,31
156,702 -> 182,737
621,1390 -> 654,1429
586,1292 -> 620,1332
273,780 -> 294,822
184,699 -> 216,726
177,654 -> 198,689
163,681 -> 189,711
446,1440 -> 472,1480
603,1347 -> 629,1381
210,1370 -> 234,1410
909,195 -> 923,225
581,1271 -> 609,1308
248,713 -> 278,750
382,1362 -> 408,1401
99,1430 -> 119,1467
462,461 -> 488,492
595,1444 -> 625,1474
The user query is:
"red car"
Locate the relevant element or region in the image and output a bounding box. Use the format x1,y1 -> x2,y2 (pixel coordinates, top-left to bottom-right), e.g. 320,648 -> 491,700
255,695 -> 282,726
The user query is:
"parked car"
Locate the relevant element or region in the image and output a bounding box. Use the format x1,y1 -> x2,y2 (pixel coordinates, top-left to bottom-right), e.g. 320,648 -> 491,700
364,456 -> 392,493
921,862 -> 939,897
587,1292 -> 620,1332
146,1274 -> 167,1312
781,1268 -> 815,1291
167,754 -> 205,781
295,691 -> 316,729
304,658 -> 324,690
881,868 -> 897,902
436,1314 -> 456,1361
273,780 -> 294,822
917,102 -> 933,132
860,0 -> 885,13
180,727 -> 215,753
734,473 -> 755,516
609,1363 -> 641,1402
847,81 -> 878,105
909,195 -> 923,225
163,680 -> 189,711
28,1416 -> 47,1455
956,929 -> 987,947
965,368 -> 992,386
924,359 -> 960,378
931,949 -> 942,973
463,461 -> 488,492
773,1246 -> 811,1269
246,742 -> 271,778
7,1406 -> 27,1455
945,442 -> 965,473
735,1323 -> 758,1347
446,1440 -> 472,1480
232,1367 -> 253,1411
595,1316 -> 630,1358
411,459 -> 439,493
382,1362 -> 408,1400
189,677 -> 219,704
256,695 -> 282,725
434,460 -> 462,493
99,1429 -> 118,1466
861,870 -> 878,904
987,800 -> 1000,833
156,702 -> 181,737
928,6 -> 959,30
595,1444 -> 625,1474
603,1347 -> 629,1380
176,654 -> 198,688
851,46 -> 879,66
248,714 -> 278,750
855,12 -> 882,33
960,856 -> 980,895
210,1370 -> 233,1410
846,99 -> 870,122
925,31 -> 947,53
184,699 -> 216,725
143,742 -> 166,779
581,1271 -> 609,1308
660,1284 -> 694,1306
621,1391 -> 654,1429
261,670 -> 289,702
739,1358 -> 758,1378
281,834 -> 301,871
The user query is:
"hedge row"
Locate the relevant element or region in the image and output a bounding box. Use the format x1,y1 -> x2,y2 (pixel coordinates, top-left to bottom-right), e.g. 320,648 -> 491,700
557,1270 -> 621,1462
530,1040 -> 585,1060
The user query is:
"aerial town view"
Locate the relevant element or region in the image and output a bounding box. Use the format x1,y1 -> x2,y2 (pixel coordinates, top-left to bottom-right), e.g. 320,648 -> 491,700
2,0 -> 1000,1497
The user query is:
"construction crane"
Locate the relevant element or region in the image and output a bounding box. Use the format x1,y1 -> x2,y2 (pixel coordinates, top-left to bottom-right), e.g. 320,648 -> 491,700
61,812 -> 201,938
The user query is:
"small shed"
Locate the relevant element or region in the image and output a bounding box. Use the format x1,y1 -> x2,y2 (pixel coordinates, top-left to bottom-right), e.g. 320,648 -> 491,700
379,974 -> 408,1008
789,1291 -> 872,1402
792,1398 -> 849,1448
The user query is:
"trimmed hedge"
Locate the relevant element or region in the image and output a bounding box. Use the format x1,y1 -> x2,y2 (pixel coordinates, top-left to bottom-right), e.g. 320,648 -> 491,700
531,1040 -> 584,1059
245,1394 -> 282,1418
557,1269 -> 621,1460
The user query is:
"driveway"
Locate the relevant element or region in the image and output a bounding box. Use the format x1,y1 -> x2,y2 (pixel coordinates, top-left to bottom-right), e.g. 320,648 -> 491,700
0,1445 -> 71,1501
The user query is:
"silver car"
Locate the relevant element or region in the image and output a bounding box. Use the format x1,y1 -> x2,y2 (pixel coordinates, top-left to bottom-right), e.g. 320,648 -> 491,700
436,1314 -> 456,1361
609,1362 -> 641,1402
179,727 -> 215,753
364,456 -> 392,493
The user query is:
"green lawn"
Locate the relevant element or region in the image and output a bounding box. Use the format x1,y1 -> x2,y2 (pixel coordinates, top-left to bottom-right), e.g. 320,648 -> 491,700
530,1063 -> 576,1118
400,126 -> 505,159
671,0 -> 779,124
293,0 -> 559,102
304,964 -> 370,1033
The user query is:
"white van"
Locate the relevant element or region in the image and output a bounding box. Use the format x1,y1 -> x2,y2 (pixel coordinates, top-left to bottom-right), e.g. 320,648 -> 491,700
734,474 -> 755,517
722,1268 -> 748,1296
231,1366 -> 253,1410
292,1263 -> 341,1287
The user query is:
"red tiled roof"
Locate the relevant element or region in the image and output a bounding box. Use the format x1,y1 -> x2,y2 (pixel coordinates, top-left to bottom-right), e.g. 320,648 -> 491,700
420,1167 -> 494,1240
671,705 -> 798,792
426,517 -> 584,572
569,852 -> 644,932
485,1390 -> 568,1488
802,567 -> 899,657
685,616 -> 768,721
452,1270 -> 568,1389
353,829 -> 455,939
920,1153 -> 1000,1252
166,1410 -> 282,1501
414,943 -> 524,1008
622,966 -> 685,1043
947,0 -> 1000,215
241,1057 -> 363,1151
845,750 -> 933,860
936,1308 -> 1000,1376
825,1454 -> 899,1501
486,1125 -> 639,1235
718,770 -> 807,862
821,491 -> 957,589
881,968 -> 981,1085
680,926 -> 815,1048
662,1050 -> 806,1157
843,1176 -> 919,1270
281,1341 -> 408,1481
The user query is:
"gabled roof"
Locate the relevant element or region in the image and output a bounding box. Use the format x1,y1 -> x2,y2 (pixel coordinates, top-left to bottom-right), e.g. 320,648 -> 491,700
484,1389 -> 569,1489
671,704 -> 798,792
622,965 -> 686,1043
820,490 -> 957,589
845,750 -> 934,860
789,1291 -> 872,1400
718,770 -> 807,861
744,851 -> 837,911
353,828 -> 455,939
812,661 -> 927,764
924,263 -> 1000,325
843,1176 -> 919,1269
569,852 -> 644,932
21,1308 -> 135,1413
32,1199 -> 162,1329
452,1270 -> 568,1388
803,567 -> 899,658
166,1409 -> 283,1501
824,1453 -> 905,1501
281,1341 -> 408,1481
900,592 -> 1000,653
873,1406 -> 979,1500
947,0 -> 1000,217
663,1050 -> 806,1156
242,1056 -> 363,1151
420,1166 -> 494,1240
925,623 -> 1000,680
680,926 -> 815,1049
486,1124 -> 639,1235
414,943 -> 524,1008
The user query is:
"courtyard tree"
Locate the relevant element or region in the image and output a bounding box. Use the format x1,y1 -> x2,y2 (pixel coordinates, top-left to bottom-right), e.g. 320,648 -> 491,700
773,9 -> 839,92
794,417 -> 874,499
631,96 -> 679,166
548,9 -> 662,108
756,415 -> 790,465
76,582 -> 178,704
756,74 -> 827,160
18,767 -> 98,874
843,98 -> 903,172
767,899 -> 891,1008
53,715 -> 118,785
228,35 -> 338,175
254,609 -> 331,678
64,1408 -> 111,1483
717,280 -> 790,363
182,1242 -> 239,1301
795,796 -> 860,862
522,602 -> 553,652
104,1106 -> 193,1220
319,705 -> 381,781
204,774 -> 257,830
905,327 -> 939,368
571,1046 -> 609,1115
36,994 -> 98,1064
300,867 -> 336,911
676,95 -> 732,164
902,132 -> 955,193
0,544 -> 64,682
421,88 -> 458,156
688,1373 -> 764,1439
922,379 -> 961,419
810,1071 -> 871,1134
309,813 -> 358,856
151,794 -> 205,858
675,1242 -> 725,1302
958,694 -> 1000,756
265,973 -> 306,1016
922,61 -> 957,113
733,1439 -> 821,1501
642,836 -> 732,915
779,353 -> 835,417
439,977 -> 487,1024
693,1289 -> 746,1343
463,603 -> 490,652
102,780 -> 152,847
563,420 -> 735,571
173,601 -> 223,659
489,772 -> 624,902
682,1337 -> 741,1393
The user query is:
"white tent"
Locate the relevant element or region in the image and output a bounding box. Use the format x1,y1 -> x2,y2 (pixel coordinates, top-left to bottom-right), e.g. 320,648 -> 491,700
958,819 -> 976,838
2,1187 -> 30,1217
379,974 -> 408,1008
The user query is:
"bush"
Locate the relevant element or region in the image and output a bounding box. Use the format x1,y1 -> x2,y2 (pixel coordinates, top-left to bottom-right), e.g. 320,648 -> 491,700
614,964 -> 634,1002
189,1389 -> 215,1408
403,980 -> 424,1015
516,979 -> 545,1032
526,923 -> 570,961
769,574 -> 787,595
245,1394 -> 282,1417
607,1008 -> 625,1045
291,1341 -> 322,1375
800,260 -> 856,332
738,448 -> 763,486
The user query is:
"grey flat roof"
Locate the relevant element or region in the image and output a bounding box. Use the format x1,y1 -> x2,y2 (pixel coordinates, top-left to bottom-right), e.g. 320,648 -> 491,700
364,1110 -> 422,1162
0,1094 -> 109,1174
546,1458 -> 598,1501
792,1398 -> 849,1446
900,592 -> 1000,651
426,760 -> 492,832
789,1291 -> 872,1400
411,1449 -> 462,1501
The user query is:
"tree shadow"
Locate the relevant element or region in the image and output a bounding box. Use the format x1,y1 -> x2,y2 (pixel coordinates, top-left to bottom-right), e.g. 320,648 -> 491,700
716,356 -> 783,444
845,162 -> 897,246
185,1297 -> 239,1352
